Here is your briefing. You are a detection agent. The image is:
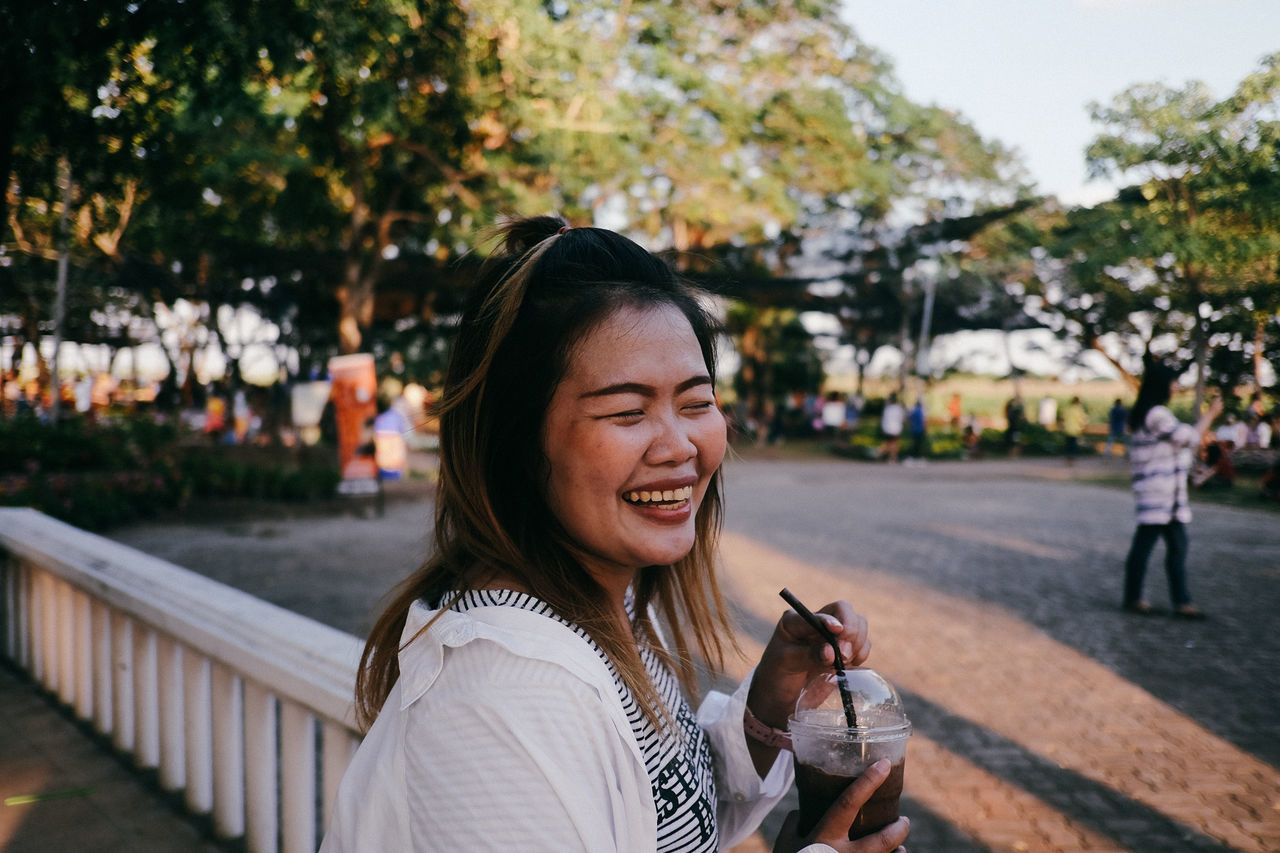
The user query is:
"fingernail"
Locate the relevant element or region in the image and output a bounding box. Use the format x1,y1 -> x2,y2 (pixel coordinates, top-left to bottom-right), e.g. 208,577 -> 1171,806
871,758 -> 891,776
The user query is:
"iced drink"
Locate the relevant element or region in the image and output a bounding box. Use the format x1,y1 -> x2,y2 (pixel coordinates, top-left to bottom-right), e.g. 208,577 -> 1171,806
793,756 -> 905,839
788,668 -> 911,840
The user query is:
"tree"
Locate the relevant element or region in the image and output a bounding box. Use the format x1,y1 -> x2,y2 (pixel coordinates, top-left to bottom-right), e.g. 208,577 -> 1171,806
6,0 -> 1039,398
1052,53 -> 1280,407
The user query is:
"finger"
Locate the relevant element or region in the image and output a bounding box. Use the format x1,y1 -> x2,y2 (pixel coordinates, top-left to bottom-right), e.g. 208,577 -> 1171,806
815,603 -> 870,666
823,819 -> 910,853
778,607 -> 842,642
782,601 -> 858,643
812,759 -> 890,839
858,818 -> 909,852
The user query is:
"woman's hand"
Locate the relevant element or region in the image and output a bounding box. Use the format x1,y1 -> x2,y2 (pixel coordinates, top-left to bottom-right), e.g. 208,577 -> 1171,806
744,599 -> 870,776
748,599 -> 870,731
772,760 -> 910,853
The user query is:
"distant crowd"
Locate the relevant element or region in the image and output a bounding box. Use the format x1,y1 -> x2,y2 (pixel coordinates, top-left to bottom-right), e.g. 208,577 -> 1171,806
5,368 -> 1278,503
725,384 -> 1278,503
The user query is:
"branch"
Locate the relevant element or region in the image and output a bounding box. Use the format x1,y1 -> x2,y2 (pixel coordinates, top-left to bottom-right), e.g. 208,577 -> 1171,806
395,140 -> 483,208
90,179 -> 138,261
1088,337 -> 1138,388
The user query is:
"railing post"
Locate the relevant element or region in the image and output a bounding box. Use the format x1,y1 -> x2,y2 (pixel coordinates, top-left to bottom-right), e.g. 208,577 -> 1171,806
133,623 -> 160,770
111,611 -> 135,753
2,555 -> 16,661
156,634 -> 186,792
73,587 -> 93,721
39,571 -> 58,692
322,720 -> 359,831
184,650 -> 214,816
211,659 -> 245,839
244,681 -> 279,853
91,600 -> 113,736
280,701 -> 317,853
15,560 -> 32,670
56,577 -> 75,706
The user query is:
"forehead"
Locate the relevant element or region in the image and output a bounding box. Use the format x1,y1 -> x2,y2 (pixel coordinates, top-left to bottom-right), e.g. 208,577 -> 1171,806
563,304 -> 706,384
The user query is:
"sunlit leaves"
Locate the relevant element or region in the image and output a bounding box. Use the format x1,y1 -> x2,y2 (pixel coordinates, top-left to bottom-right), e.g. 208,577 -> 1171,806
1050,52 -> 1280,393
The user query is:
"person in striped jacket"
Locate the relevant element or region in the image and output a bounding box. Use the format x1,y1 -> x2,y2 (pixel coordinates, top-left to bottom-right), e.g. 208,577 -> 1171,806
1122,359 -> 1222,619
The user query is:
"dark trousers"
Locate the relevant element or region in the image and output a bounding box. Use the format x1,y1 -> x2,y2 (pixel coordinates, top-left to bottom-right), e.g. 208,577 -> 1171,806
1123,521 -> 1191,607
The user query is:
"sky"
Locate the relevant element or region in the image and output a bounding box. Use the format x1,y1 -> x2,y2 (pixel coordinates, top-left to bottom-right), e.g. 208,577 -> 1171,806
843,0 -> 1280,206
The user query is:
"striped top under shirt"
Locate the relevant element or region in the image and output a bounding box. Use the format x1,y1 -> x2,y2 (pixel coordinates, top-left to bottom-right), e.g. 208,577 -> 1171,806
444,589 -> 719,853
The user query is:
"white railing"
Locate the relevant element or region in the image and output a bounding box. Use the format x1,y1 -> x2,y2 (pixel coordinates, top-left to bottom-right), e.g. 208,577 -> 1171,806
0,507 -> 364,853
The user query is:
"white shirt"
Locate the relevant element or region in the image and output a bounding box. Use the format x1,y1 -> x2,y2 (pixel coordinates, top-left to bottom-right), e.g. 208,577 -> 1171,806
321,599 -> 834,852
1214,421 -> 1246,447
821,401 -> 845,429
880,403 -> 905,437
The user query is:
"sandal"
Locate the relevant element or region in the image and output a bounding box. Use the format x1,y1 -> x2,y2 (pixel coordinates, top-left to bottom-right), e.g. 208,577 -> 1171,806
1173,605 -> 1207,620
1121,601 -> 1154,615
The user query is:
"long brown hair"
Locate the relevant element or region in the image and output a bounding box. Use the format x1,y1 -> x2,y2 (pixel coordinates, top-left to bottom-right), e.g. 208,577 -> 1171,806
354,215 -> 737,730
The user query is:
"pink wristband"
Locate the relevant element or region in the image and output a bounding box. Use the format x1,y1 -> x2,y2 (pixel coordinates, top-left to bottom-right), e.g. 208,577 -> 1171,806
744,706 -> 792,750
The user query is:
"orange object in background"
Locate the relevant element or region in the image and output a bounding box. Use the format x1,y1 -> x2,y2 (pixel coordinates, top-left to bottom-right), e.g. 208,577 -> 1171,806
328,354 -> 379,486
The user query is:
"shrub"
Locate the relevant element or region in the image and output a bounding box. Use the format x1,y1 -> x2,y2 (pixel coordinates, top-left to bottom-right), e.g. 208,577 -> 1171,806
0,416 -> 340,530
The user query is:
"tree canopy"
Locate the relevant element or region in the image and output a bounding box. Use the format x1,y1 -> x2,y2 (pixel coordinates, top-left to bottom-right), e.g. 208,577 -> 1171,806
1034,52 -> 1280,406
6,4 -> 1274,412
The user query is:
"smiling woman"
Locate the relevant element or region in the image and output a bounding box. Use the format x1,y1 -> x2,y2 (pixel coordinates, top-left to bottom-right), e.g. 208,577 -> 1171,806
319,216 -> 904,853
542,303 -> 726,604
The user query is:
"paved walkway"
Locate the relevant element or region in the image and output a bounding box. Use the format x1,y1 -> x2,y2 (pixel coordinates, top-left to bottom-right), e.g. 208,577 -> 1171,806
0,663 -> 224,853
4,453 -> 1279,851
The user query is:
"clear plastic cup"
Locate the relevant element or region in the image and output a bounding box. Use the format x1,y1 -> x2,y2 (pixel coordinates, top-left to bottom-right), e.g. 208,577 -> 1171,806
789,667 -> 911,839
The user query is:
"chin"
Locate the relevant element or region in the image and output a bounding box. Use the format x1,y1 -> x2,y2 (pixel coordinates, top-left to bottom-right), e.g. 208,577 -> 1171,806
643,540 -> 697,568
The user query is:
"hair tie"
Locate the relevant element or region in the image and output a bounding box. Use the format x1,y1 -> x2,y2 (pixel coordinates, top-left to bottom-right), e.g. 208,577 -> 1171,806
557,225 -> 570,235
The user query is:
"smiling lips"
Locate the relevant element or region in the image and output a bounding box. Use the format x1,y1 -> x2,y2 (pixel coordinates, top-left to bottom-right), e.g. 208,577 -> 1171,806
624,485 -> 694,506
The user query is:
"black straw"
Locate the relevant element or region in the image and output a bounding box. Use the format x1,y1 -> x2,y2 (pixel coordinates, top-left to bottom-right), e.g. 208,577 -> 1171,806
780,588 -> 858,728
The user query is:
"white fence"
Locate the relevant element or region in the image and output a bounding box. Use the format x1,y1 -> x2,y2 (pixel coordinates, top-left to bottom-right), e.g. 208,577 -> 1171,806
0,507 -> 364,853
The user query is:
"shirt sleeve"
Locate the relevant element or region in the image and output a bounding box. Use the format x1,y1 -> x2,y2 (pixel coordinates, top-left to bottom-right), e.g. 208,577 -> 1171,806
403,640 -> 653,852
698,668 -> 795,851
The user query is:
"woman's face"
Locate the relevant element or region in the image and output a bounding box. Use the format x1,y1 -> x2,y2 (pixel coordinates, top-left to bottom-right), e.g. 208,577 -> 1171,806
541,303 -> 726,589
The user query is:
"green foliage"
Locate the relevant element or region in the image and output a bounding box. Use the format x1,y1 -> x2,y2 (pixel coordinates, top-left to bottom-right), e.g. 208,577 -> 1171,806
925,435 -> 965,460
0,416 -> 177,475
0,416 -> 340,530
1037,52 -> 1280,397
178,447 -> 341,502
4,0 -> 1034,381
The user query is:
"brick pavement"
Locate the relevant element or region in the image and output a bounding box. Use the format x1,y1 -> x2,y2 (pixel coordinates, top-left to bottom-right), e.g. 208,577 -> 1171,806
5,454 -> 1278,851
0,662 -> 225,853
714,455 -> 1280,852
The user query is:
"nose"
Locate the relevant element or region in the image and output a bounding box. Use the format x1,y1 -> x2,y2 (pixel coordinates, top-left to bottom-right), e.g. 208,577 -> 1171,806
645,409 -> 697,465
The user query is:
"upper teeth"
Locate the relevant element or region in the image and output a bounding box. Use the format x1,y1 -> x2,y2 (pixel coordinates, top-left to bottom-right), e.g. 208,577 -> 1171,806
626,486 -> 693,504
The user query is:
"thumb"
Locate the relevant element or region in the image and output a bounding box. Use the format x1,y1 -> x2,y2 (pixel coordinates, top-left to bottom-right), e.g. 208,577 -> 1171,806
811,759 -> 891,841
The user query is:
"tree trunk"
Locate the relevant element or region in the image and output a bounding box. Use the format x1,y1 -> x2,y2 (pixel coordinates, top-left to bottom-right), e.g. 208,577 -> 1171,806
1254,318 -> 1266,389
897,298 -> 912,393
1193,317 -> 1209,414
336,257 -> 376,355
50,156 -> 72,422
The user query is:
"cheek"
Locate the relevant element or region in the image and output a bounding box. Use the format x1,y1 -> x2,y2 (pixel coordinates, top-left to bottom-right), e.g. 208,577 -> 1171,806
696,415 -> 728,475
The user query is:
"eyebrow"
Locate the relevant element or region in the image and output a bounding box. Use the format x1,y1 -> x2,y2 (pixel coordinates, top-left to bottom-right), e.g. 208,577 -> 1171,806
579,375 -> 713,400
